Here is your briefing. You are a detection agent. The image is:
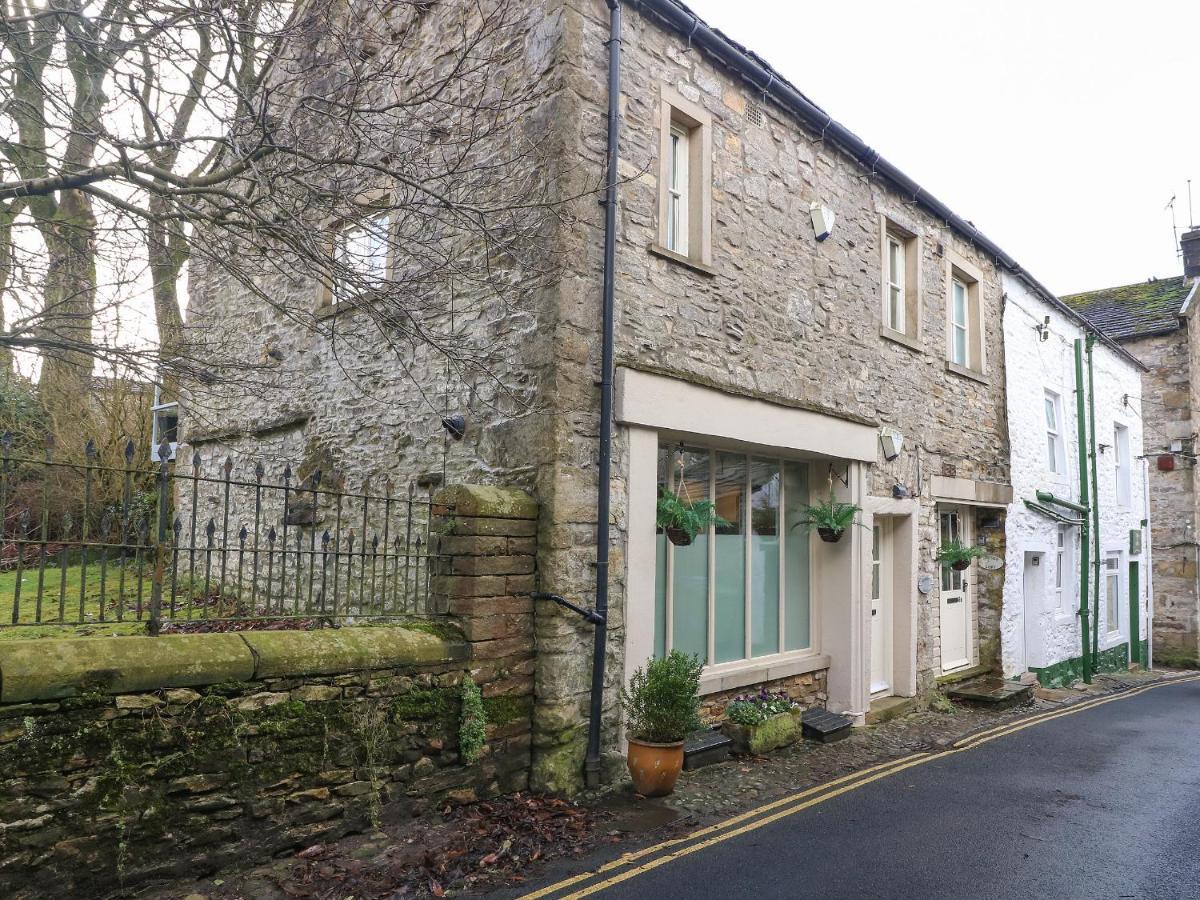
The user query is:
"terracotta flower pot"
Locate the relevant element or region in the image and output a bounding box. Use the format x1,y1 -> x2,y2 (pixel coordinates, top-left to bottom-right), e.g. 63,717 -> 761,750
626,737 -> 685,797
951,558 -> 971,571
665,526 -> 693,547
816,527 -> 843,543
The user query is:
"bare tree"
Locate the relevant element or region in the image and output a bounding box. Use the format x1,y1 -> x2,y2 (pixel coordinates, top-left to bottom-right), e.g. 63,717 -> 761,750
0,0 -> 568,431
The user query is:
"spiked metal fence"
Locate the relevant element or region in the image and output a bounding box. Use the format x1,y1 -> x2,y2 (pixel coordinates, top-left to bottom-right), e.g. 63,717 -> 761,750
0,434 -> 443,634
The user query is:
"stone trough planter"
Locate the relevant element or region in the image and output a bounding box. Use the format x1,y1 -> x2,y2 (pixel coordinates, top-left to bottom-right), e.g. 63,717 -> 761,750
722,709 -> 803,755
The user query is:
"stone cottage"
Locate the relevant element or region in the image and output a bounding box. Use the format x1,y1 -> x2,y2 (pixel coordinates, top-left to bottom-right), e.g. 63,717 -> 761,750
1001,273 -> 1149,686
183,0 -> 1121,794
1063,228 -> 1200,667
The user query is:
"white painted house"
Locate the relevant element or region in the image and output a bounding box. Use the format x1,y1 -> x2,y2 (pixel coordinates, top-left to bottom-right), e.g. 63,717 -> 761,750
1001,272 -> 1151,686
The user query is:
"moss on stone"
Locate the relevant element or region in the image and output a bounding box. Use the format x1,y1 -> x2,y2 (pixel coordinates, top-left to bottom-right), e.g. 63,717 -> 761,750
531,739 -> 586,795
391,686 -> 455,722
433,484 -> 536,520
244,627 -> 458,678
482,695 -> 532,727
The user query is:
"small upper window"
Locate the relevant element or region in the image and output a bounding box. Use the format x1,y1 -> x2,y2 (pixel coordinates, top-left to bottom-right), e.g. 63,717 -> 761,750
331,210 -> 392,305
1114,423 -> 1131,506
666,126 -> 690,256
655,86 -> 712,268
150,385 -> 178,463
950,278 -> 969,367
880,219 -> 920,345
1045,390 -> 1065,473
945,257 -> 984,377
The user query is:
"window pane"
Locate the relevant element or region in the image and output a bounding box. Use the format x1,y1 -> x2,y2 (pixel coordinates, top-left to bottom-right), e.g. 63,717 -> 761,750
1047,434 -> 1058,472
952,281 -> 967,323
1045,397 -> 1056,430
953,325 -> 967,366
670,447 -> 710,660
783,462 -> 811,651
654,446 -> 669,658
714,453 -> 746,663
750,458 -> 780,657
871,525 -> 881,601
940,512 -> 962,592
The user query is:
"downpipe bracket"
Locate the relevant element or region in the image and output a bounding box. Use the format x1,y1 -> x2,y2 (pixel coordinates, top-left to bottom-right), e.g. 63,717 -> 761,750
531,592 -> 606,627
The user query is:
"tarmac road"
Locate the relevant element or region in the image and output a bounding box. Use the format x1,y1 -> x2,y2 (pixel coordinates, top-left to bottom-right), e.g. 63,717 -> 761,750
521,676 -> 1200,900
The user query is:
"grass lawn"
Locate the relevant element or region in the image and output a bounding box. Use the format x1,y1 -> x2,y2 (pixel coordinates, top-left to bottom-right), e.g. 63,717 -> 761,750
0,560 -> 164,640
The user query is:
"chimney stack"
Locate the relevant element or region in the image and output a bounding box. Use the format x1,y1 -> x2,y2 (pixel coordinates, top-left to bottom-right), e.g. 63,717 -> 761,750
1183,226 -> 1200,278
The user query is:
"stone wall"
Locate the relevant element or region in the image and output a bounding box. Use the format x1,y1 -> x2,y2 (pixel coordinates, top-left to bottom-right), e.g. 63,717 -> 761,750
0,486 -> 537,897
1124,324 -> 1200,666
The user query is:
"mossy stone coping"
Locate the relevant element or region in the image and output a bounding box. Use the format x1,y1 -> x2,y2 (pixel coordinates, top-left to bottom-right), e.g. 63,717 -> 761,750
0,627 -> 467,703
434,484 -> 536,520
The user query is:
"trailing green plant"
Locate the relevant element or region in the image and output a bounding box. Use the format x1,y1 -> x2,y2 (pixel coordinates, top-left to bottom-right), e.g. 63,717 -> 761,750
656,488 -> 731,542
935,539 -> 985,568
459,675 -> 487,765
725,689 -> 801,727
795,493 -> 862,537
620,650 -> 703,744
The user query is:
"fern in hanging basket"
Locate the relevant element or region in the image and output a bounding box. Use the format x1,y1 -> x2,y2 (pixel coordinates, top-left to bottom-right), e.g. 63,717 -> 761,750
795,494 -> 863,543
936,539 -> 985,571
656,489 -> 730,546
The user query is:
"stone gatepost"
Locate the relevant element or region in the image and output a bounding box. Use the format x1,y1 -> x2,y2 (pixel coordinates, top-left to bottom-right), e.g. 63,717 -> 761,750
431,485 -> 538,792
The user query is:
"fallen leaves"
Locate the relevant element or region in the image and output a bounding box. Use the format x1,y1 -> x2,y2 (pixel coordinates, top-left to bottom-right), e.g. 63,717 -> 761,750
270,793 -> 597,899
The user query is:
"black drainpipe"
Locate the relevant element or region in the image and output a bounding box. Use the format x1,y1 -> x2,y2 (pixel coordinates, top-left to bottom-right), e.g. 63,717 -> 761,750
586,0 -> 622,790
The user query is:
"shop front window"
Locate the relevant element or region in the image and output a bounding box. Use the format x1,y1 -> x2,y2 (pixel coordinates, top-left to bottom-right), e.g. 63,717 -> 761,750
654,443 -> 811,665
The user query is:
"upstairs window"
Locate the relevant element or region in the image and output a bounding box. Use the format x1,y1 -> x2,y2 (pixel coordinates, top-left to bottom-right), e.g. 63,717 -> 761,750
655,86 -> 712,268
1045,390 -> 1065,474
950,277 -> 970,367
150,385 -> 178,463
945,256 -> 985,378
332,210 -> 392,305
881,219 -> 920,345
1114,423 -> 1131,506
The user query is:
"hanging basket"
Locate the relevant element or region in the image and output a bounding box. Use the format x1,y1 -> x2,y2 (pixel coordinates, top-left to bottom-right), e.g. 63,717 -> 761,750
665,526 -> 694,547
816,527 -> 844,543
950,558 -> 971,572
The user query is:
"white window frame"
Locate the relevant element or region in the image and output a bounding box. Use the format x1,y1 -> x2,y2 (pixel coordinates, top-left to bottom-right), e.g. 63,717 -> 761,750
1104,552 -> 1122,636
1045,390 -> 1064,474
666,126 -> 690,257
1114,423 -> 1131,507
150,384 -> 178,463
950,277 -> 970,367
1055,526 -> 1075,615
886,236 -> 906,334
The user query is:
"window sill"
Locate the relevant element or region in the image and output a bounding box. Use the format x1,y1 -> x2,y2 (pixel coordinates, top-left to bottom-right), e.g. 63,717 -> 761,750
945,360 -> 989,385
699,651 -> 831,695
879,325 -> 923,352
647,242 -> 717,277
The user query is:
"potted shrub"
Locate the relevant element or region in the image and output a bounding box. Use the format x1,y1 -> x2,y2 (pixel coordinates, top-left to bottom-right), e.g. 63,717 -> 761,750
721,689 -> 804,755
796,494 -> 862,543
620,650 -> 703,797
936,539 -> 985,571
656,488 -> 730,547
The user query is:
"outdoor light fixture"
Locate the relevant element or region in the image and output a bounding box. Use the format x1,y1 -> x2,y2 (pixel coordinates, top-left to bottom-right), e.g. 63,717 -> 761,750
880,426 -> 904,461
441,414 -> 466,441
1036,316 -> 1050,342
809,201 -> 836,242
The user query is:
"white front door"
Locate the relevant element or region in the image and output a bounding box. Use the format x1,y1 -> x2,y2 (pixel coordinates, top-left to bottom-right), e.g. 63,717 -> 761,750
1021,551 -> 1045,672
939,507 -> 972,672
870,520 -> 893,696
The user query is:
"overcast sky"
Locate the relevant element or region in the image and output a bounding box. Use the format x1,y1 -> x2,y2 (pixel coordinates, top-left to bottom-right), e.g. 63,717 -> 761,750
683,0 -> 1199,295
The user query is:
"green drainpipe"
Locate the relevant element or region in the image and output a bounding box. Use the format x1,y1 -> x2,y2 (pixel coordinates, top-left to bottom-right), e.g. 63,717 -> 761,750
1087,335 -> 1101,665
1074,339 -> 1092,682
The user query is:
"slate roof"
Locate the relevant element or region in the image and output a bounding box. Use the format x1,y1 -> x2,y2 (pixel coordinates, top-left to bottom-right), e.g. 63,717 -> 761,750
1060,276 -> 1195,341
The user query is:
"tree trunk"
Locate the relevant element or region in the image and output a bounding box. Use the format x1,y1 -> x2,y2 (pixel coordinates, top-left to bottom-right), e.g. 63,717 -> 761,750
37,188 -> 98,426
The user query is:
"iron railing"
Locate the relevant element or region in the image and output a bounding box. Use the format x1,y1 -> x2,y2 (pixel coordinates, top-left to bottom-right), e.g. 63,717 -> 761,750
0,435 -> 443,634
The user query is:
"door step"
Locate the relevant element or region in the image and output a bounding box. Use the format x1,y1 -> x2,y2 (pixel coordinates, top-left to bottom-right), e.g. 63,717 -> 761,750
866,695 -> 916,725
683,727 -> 732,771
802,706 -> 853,743
944,677 -> 1033,710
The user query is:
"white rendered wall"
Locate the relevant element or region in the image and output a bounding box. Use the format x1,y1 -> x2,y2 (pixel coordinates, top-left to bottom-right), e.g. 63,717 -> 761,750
1001,273 -> 1148,678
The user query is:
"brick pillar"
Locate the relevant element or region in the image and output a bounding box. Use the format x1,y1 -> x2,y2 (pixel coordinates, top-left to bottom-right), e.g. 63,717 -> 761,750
431,485 -> 537,792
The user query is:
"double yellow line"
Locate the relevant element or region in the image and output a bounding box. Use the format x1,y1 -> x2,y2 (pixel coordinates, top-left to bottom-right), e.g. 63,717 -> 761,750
521,673 -> 1200,900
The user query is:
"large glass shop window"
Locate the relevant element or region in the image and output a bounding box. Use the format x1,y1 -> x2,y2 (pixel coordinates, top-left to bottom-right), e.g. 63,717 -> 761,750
655,444 -> 812,664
